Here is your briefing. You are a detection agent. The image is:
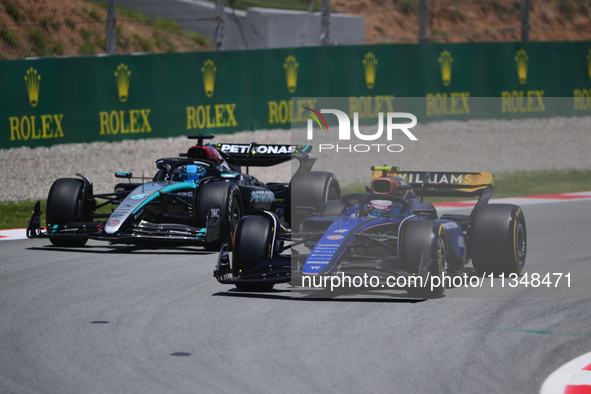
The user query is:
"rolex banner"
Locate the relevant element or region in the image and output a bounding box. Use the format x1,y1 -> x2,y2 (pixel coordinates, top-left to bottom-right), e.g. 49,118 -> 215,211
2,41 -> 591,149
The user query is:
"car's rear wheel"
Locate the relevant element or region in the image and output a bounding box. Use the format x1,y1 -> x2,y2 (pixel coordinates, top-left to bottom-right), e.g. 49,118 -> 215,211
400,220 -> 448,298
470,204 -> 527,275
233,215 -> 275,292
46,178 -> 89,247
195,181 -> 242,251
287,171 -> 340,231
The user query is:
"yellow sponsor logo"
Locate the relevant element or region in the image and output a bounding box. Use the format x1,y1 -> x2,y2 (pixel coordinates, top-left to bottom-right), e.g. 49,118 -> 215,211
515,49 -> 529,85
114,63 -> 131,102
186,104 -> 237,129
574,89 -> 591,110
99,64 -> 153,136
268,98 -> 317,125
426,92 -> 470,116
574,52 -> 591,110
438,51 -> 453,87
201,59 -> 217,98
363,52 -> 377,89
349,96 -> 394,119
99,110 -> 152,134
8,68 -> 65,141
24,68 -> 41,107
9,115 -> 65,141
284,56 -> 299,94
501,90 -> 545,113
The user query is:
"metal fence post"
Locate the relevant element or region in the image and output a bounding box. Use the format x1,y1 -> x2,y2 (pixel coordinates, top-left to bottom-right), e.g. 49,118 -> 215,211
106,0 -> 116,54
215,0 -> 225,50
419,0 -> 428,43
321,0 -> 330,46
521,0 -> 530,42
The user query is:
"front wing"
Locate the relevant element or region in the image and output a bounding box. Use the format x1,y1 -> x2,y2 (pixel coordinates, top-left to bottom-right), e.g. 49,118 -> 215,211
27,201 -> 222,245
213,232 -> 435,288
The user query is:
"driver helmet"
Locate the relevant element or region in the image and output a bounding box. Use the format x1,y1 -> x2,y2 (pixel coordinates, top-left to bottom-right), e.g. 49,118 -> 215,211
366,199 -> 394,217
178,164 -> 206,183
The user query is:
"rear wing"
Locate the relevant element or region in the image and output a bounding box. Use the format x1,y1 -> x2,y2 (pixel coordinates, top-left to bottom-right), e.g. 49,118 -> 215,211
212,143 -> 315,172
371,166 -> 495,205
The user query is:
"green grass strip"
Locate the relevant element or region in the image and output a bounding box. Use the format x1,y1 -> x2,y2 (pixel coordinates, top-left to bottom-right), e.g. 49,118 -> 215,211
0,200 -> 46,230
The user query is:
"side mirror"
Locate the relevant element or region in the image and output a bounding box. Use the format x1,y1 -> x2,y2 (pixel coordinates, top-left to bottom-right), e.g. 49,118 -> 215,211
156,162 -> 171,171
115,172 -> 132,178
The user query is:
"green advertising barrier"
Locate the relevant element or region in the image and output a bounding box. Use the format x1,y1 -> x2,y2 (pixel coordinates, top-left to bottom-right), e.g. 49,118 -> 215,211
2,41 -> 591,149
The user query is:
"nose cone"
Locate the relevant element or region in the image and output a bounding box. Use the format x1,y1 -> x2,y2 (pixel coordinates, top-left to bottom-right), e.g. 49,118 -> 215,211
104,218 -> 123,234
104,185 -> 159,234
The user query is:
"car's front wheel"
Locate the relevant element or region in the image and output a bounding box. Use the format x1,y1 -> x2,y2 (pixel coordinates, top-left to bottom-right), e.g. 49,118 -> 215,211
46,178 -> 89,247
400,220 -> 448,298
232,215 -> 275,292
195,182 -> 242,251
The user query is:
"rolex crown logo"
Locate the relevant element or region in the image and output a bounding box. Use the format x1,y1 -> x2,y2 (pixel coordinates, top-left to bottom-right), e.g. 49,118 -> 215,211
438,50 -> 453,87
201,59 -> 216,98
586,50 -> 591,82
114,63 -> 131,102
515,49 -> 528,85
363,52 -> 377,89
284,56 -> 299,94
24,67 -> 41,107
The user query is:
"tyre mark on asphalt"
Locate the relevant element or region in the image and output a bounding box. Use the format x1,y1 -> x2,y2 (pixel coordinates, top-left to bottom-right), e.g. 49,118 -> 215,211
487,329 -> 591,338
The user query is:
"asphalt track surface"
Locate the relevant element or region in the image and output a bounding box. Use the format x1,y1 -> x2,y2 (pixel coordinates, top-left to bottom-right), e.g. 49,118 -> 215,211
1,200 -> 590,394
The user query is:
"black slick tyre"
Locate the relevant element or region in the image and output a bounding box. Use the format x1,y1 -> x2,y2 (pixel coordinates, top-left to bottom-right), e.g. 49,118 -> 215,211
287,171 -> 340,231
470,204 -> 526,275
195,181 -> 242,251
46,178 -> 89,247
232,215 -> 275,291
400,220 -> 448,298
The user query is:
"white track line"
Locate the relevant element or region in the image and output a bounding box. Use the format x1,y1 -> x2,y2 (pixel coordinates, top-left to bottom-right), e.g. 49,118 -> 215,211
0,228 -> 27,241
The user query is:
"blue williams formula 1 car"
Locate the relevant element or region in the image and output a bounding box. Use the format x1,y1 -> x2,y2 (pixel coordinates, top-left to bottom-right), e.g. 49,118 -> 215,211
214,166 -> 527,298
27,135 -> 340,250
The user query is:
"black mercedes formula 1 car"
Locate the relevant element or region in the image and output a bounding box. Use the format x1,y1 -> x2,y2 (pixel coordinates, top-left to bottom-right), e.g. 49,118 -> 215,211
214,166 -> 527,298
27,135 -> 340,250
